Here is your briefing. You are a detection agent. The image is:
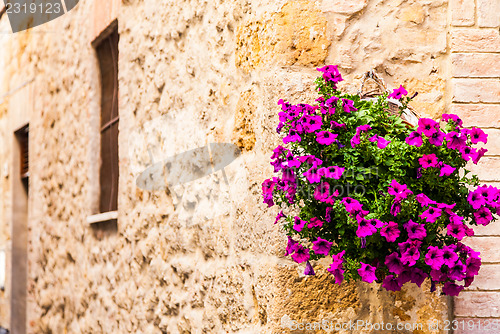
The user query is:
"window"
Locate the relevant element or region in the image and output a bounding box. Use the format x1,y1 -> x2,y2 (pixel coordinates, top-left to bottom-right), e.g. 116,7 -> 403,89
95,25 -> 119,214
15,124 -> 29,192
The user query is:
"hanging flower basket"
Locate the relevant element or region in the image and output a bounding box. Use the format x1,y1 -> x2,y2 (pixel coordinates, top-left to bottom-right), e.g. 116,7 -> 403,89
263,65 -> 497,296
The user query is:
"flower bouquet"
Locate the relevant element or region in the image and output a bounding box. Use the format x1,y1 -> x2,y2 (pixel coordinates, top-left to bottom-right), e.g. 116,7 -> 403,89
263,65 -> 497,296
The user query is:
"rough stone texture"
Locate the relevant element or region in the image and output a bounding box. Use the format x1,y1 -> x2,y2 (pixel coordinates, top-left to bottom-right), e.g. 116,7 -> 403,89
452,53 -> 500,78
451,104 -> 500,128
450,0 -> 475,26
477,0 -> 500,28
451,29 -> 500,52
455,292 -> 500,318
0,0 -> 458,332
452,79 -> 500,103
454,318 -> 500,334
465,264 -> 500,291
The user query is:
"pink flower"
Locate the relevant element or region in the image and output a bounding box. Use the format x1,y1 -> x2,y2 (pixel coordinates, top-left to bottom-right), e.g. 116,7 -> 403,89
312,237 -> 333,256
369,135 -> 391,149
385,252 -> 404,274
275,211 -> 285,224
380,221 -> 400,242
304,167 -> 322,183
405,131 -> 423,147
388,85 -> 408,99
468,190 -> 486,210
358,262 -> 377,283
291,245 -> 310,263
439,164 -> 456,177
342,99 -> 357,113
404,219 -> 427,240
304,261 -> 315,275
285,237 -> 298,256
319,166 -> 344,179
382,275 -> 402,291
356,218 -> 377,238
472,148 -> 487,164
416,193 -> 437,207
425,246 -> 444,270
308,217 -> 324,229
442,113 -> 463,126
428,130 -> 445,146
419,154 -> 439,168
388,179 -> 413,201
442,282 -> 464,296
474,207 -> 493,226
460,146 -> 477,161
417,118 -> 439,137
314,182 -> 330,201
316,131 -> 338,145
447,222 -> 467,240
445,131 -> 467,150
293,217 -> 307,232
420,207 -> 442,223
467,127 -> 488,144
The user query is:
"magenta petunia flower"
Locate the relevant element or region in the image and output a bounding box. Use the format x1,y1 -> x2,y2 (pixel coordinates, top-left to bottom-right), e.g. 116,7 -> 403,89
466,256 -> 482,276
405,131 -> 423,147
447,221 -> 467,240
385,252 -> 404,274
399,240 -> 422,266
356,218 -> 377,238
358,262 -> 377,283
314,182 -> 330,201
472,148 -> 487,164
285,236 -> 298,256
442,113 -> 463,127
425,246 -> 444,270
330,120 -> 346,129
297,155 -> 323,167
308,217 -> 324,229
460,146 -> 477,161
291,244 -> 310,263
388,179 -> 413,201
283,129 -> 301,143
440,164 -> 456,177
467,127 -> 488,144
445,131 -> 467,150
282,152 -> 301,169
380,221 -> 400,242
303,115 -> 323,133
316,131 -> 338,145
420,206 -> 443,223
369,135 -> 391,149
382,275 -> 402,291
388,85 -> 408,99
428,130 -> 445,146
442,282 -> 464,296
404,219 -> 427,240
317,65 -> 343,84
441,245 -> 459,267
416,193 -> 437,207
350,133 -> 361,148
275,211 -> 285,224
325,95 -> 339,108
409,267 -> 427,287
293,216 -> 307,232
448,260 -> 466,281
430,268 -> 446,282
328,250 -> 346,285
304,166 -> 322,183
312,237 -> 333,256
419,154 -> 439,169
467,190 -> 486,210
342,99 -> 358,113
474,207 -> 493,226
304,261 -> 315,275
325,207 -> 333,222
319,166 -> 344,179
417,118 -> 439,137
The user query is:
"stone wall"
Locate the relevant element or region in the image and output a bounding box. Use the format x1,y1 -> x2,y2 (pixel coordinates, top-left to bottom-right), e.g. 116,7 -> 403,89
1,0 -> 492,332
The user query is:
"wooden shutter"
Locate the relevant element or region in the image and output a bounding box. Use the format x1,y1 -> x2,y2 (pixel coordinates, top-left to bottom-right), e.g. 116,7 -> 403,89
96,28 -> 119,213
